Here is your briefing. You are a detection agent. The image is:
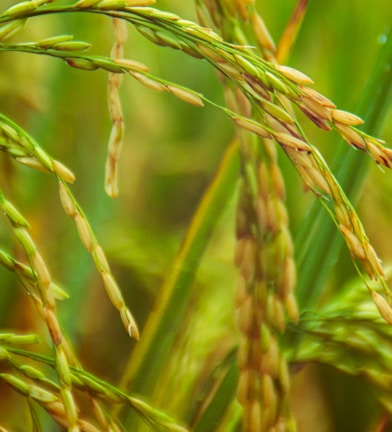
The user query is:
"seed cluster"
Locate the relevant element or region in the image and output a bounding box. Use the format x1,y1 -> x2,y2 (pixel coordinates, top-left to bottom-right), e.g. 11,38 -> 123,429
77,1 -> 391,303
225,73 -> 298,432
0,112 -> 139,430
105,18 -> 127,198
0,192 -> 79,430
0,113 -> 139,339
197,28 -> 388,290
58,181 -> 139,339
234,169 -> 297,432
196,1 -> 392,429
0,341 -> 187,432
0,115 -> 75,182
196,2 -> 299,430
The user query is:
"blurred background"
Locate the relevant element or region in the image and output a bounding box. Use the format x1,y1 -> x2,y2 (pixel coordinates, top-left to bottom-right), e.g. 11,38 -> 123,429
0,1 -> 392,431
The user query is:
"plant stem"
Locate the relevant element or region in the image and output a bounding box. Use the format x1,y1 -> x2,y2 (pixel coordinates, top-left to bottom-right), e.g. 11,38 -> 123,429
119,140 -> 239,396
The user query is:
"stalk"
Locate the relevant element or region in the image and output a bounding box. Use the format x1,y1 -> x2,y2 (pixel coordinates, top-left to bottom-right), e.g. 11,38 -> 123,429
119,140 -> 239,396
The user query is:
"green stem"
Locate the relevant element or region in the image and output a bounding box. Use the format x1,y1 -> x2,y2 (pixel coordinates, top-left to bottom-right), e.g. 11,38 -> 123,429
191,350 -> 239,432
118,140 -> 239,397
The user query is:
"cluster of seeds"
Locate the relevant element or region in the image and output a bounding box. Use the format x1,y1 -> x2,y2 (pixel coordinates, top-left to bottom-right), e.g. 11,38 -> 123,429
0,36 -> 150,75
0,110 -> 140,429
234,170 -> 297,432
4,1 -> 389,203
0,0 -> 390,171
105,17 -> 127,198
196,2 -> 299,430
0,341 -> 188,432
58,181 -> 139,339
194,1 -> 392,429
0,0 -> 156,20
0,115 -> 75,182
205,44 -> 388,288
0,192 -> 79,430
80,2 -> 391,300
0,114 -> 139,337
196,0 -> 276,60
0,247 -> 68,300
1,370 -> 100,432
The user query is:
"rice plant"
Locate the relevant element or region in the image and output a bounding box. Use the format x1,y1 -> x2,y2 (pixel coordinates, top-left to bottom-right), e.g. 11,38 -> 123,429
0,1 -> 391,431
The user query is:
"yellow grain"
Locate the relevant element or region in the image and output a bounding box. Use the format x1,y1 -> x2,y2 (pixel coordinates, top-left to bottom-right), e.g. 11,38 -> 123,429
197,43 -> 227,63
334,123 -> 365,149
278,356 -> 290,393
364,242 -> 384,277
334,202 -> 351,228
131,72 -> 167,92
74,213 -> 94,252
270,163 -> 286,200
93,244 -> 110,274
256,196 -> 268,231
285,292 -> 299,323
53,160 -> 76,183
218,62 -> 244,80
366,140 -> 391,167
44,307 -> 62,346
274,132 -> 312,152
102,272 -> 124,310
17,157 -> 48,172
300,98 -> 332,121
339,224 -> 366,260
31,252 -> 51,289
280,258 -> 296,299
237,369 -> 252,405
251,13 -> 276,52
58,182 -> 77,217
238,296 -> 254,335
261,99 -> 295,124
167,85 -> 204,107
233,116 -> 271,138
300,87 -> 336,108
332,109 -> 364,126
262,375 -> 277,409
259,336 -> 279,377
120,308 -> 139,340
237,338 -> 250,370
273,298 -> 286,332
371,290 -> 392,325
275,65 -> 313,85
235,276 -> 249,308
240,237 -> 256,282
306,165 -> 331,195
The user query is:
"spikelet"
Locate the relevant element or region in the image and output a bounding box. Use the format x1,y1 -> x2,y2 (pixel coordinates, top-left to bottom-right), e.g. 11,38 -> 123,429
371,291 -> 392,325
167,85 -> 204,106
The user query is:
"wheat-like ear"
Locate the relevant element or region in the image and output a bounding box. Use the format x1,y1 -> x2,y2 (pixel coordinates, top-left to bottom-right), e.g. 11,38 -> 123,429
58,180 -> 139,340
0,190 -> 79,430
0,113 -> 139,340
0,341 -> 188,432
0,110 -> 140,429
105,17 -> 127,198
195,2 -> 299,430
